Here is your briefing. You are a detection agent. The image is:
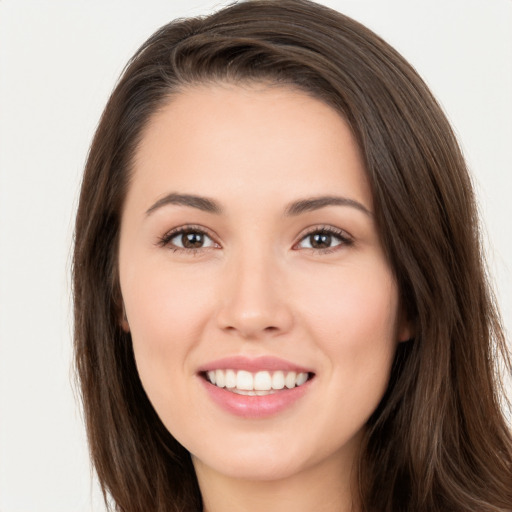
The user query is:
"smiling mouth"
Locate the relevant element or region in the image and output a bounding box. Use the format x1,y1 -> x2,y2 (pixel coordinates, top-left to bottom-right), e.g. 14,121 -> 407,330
202,369 -> 314,396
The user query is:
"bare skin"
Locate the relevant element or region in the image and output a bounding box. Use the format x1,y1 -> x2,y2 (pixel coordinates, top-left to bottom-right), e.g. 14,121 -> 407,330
118,83 -> 410,512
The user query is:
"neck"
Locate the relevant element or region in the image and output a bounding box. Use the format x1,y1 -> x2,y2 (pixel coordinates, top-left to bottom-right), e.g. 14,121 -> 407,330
194,449 -> 361,512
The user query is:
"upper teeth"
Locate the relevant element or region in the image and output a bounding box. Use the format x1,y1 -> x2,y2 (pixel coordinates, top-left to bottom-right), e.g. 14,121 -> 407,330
207,369 -> 309,392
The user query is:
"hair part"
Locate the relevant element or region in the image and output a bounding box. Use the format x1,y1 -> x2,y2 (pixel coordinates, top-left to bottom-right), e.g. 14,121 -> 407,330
73,1 -> 512,510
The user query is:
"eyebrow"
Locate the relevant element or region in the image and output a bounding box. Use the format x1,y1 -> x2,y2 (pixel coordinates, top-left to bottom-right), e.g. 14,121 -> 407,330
145,193 -> 222,215
285,196 -> 372,217
145,192 -> 371,217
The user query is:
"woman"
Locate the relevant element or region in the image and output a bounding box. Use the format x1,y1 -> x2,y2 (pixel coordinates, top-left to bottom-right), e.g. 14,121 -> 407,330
73,1 -> 512,510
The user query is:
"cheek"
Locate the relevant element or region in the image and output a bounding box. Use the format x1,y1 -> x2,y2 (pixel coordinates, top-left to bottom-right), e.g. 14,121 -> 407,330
120,260 -> 216,408
298,259 -> 399,400
123,258 -> 216,341
302,259 -> 398,341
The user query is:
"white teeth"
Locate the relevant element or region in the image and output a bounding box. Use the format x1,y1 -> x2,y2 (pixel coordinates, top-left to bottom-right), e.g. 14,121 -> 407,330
285,371 -> 297,389
215,369 -> 225,388
236,370 -> 253,390
206,369 -> 310,392
272,371 -> 285,390
254,371 -> 272,391
225,369 -> 237,389
231,389 -> 272,396
296,372 -> 308,386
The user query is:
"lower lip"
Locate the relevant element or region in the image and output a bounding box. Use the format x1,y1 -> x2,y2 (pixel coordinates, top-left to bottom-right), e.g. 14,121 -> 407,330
199,377 -> 312,418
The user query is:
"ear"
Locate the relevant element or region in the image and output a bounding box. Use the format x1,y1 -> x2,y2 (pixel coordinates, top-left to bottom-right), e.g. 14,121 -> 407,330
397,308 -> 414,343
120,306 -> 130,332
113,279 -> 130,332
121,305 -> 130,333
398,324 -> 413,342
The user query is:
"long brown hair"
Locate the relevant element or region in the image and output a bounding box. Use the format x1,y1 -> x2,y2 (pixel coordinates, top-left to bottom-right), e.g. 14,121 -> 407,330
73,1 -> 512,510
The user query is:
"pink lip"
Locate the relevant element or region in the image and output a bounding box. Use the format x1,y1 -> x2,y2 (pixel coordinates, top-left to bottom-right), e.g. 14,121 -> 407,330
197,356 -> 315,419
198,355 -> 313,373
199,376 -> 313,419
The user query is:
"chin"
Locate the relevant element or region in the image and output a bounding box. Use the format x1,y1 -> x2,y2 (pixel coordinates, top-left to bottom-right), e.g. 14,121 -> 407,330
194,451 -> 305,482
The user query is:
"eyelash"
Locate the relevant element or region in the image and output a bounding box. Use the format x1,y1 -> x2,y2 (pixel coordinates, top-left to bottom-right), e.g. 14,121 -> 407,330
156,225 -> 354,255
156,225 -> 219,254
294,225 -> 354,254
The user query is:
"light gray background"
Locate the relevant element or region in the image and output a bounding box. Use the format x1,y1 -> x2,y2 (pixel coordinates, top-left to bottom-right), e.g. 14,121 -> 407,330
0,1 -> 511,511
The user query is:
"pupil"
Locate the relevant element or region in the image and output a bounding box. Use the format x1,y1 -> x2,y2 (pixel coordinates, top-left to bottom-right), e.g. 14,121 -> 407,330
311,233 -> 331,248
183,232 -> 204,248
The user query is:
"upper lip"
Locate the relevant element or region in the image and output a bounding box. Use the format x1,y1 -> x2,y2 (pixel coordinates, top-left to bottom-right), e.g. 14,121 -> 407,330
198,355 -> 313,374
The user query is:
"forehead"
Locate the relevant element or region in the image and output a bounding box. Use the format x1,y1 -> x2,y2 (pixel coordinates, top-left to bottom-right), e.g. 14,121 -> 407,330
128,83 -> 372,213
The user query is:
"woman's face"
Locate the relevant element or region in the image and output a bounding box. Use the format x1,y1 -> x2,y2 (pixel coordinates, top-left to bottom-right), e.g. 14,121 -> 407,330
118,83 -> 410,484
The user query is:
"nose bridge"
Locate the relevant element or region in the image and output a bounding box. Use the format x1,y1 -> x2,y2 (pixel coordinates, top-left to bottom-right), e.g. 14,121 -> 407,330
216,244 -> 292,338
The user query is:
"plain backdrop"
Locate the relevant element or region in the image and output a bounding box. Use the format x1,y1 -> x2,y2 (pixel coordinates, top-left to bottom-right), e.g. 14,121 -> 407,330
0,1 -> 511,511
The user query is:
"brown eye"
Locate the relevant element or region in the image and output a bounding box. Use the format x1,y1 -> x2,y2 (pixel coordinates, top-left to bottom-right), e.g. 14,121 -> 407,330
181,231 -> 205,248
163,229 -> 217,251
309,233 -> 332,249
296,228 -> 352,251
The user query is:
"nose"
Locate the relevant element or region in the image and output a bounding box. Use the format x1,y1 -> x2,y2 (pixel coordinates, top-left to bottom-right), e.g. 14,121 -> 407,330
216,252 -> 294,340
